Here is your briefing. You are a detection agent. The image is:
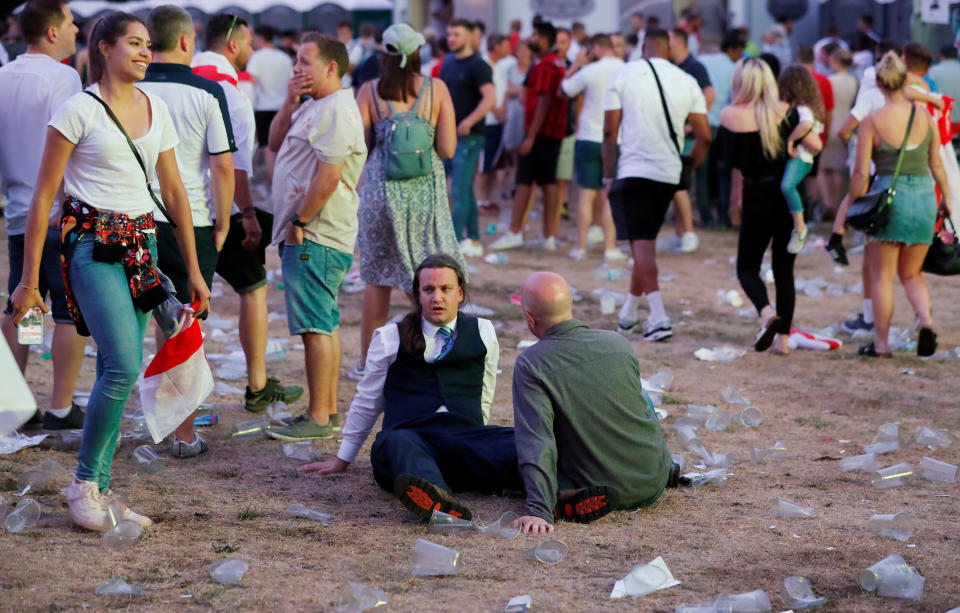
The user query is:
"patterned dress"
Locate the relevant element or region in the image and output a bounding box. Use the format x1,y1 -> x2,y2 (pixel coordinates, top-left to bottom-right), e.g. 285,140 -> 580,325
357,86 -> 466,292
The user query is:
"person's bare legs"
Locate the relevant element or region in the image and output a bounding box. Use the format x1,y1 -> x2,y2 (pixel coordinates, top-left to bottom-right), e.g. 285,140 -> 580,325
673,190 -> 694,236
898,244 -> 934,328
239,285 -> 268,392
542,183 -> 560,239
1,314 -> 31,372
50,323 -> 84,410
507,184 -> 535,234
575,187 -> 596,251
599,191 -> 618,252
327,329 -> 341,421
628,239 -> 659,296
359,284 -> 392,366
868,242 -> 900,354
303,331 -> 337,425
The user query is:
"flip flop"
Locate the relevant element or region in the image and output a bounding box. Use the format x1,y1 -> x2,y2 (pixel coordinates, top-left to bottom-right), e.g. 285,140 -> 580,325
917,327 -> 937,357
857,342 -> 892,358
754,316 -> 782,352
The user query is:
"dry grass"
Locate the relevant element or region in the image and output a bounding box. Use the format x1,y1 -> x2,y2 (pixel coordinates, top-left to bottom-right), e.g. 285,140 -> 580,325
2,211 -> 959,613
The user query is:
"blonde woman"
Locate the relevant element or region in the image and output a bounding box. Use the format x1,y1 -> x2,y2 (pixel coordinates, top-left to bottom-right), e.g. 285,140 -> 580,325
716,58 -> 819,353
847,51 -> 950,357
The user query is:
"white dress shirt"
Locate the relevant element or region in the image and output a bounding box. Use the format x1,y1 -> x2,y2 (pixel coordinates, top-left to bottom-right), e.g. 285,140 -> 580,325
337,316 -> 499,463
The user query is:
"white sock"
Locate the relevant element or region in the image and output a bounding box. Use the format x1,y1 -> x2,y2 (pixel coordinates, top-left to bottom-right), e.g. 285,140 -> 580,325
646,291 -> 667,322
48,406 -> 72,419
620,293 -> 642,322
863,299 -> 874,324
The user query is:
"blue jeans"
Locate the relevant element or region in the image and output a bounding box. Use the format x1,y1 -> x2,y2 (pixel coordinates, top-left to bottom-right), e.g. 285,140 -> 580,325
781,158 -> 813,215
70,234 -> 156,491
450,134 -> 485,241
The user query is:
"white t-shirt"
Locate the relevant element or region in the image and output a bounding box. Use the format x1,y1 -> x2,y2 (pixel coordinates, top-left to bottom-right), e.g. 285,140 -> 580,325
485,55 -> 515,125
795,105 -> 823,164
49,84 -> 178,217
192,51 -> 258,214
850,68 -> 884,121
605,58 -> 706,184
561,56 -> 624,142
139,64 -> 236,226
0,53 -> 81,233
270,89 -> 368,253
247,47 -> 294,111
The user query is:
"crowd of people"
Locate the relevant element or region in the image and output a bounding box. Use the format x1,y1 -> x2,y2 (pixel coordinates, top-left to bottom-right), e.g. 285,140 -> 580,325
0,0 -> 956,534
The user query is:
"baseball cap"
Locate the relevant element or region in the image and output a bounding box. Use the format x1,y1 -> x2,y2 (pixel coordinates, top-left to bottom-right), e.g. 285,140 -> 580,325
383,23 -> 426,68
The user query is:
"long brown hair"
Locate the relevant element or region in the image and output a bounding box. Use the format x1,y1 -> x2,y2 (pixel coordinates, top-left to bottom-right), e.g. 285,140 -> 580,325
89,12 -> 144,83
398,254 -> 468,355
377,48 -> 422,103
778,64 -> 825,123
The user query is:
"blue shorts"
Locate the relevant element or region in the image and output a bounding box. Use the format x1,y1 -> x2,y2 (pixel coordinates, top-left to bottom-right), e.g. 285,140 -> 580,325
574,140 -> 604,190
482,123 -> 503,173
5,228 -> 72,323
280,240 -> 352,336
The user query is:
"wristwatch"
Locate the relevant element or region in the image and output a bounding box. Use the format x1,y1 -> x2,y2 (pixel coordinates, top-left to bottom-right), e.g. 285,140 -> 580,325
291,214 -> 307,228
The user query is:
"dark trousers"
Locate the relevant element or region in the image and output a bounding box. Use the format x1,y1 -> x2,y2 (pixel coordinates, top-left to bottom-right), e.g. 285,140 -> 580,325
371,421 -> 522,495
736,177 -> 797,330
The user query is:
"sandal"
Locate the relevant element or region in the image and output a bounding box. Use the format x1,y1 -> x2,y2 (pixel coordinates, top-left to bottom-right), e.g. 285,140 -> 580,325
858,342 -> 892,358
917,327 -> 937,357
754,316 -> 782,352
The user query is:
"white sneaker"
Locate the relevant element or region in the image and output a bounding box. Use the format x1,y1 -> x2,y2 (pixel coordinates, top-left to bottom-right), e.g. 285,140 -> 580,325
680,232 -> 699,253
569,248 -> 585,261
586,225 -> 604,246
543,236 -> 557,251
604,248 -> 628,262
171,432 -> 209,459
786,228 -> 808,255
658,235 -> 683,252
642,317 -> 673,342
489,231 -> 524,251
62,479 -> 108,531
459,238 -> 484,258
347,359 -> 364,381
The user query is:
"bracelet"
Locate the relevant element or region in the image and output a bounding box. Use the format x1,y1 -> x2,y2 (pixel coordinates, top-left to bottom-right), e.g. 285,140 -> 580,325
18,283 -> 39,291
241,207 -> 257,218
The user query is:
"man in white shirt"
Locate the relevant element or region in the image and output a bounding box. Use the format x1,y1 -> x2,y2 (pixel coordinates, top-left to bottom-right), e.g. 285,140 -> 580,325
298,255 -> 519,521
0,0 -> 85,431
627,12 -> 646,62
193,14 -> 303,414
247,25 -> 293,183
477,34 -> 514,215
603,29 -> 710,342
560,33 -> 625,262
264,35 -> 367,442
142,4 -> 237,458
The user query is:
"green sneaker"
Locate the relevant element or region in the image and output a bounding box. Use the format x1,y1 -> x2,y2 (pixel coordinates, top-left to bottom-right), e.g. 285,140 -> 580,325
265,413 -> 333,441
278,412 -> 341,431
245,377 -> 304,413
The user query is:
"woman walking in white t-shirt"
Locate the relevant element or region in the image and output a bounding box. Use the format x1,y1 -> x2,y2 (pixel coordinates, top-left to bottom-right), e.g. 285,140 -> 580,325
11,12 -> 209,531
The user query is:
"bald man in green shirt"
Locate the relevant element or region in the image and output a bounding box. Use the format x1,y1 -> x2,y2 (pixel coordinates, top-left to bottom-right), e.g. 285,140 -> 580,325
512,272 -> 678,533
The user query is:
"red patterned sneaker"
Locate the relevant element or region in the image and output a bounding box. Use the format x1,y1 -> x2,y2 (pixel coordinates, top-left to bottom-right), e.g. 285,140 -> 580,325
393,474 -> 471,521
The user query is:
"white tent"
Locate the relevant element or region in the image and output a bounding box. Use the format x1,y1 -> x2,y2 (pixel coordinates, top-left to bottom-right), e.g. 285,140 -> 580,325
56,0 -> 392,18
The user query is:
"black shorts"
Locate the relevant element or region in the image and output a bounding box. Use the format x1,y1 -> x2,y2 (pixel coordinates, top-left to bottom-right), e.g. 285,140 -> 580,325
215,208 -> 274,294
482,123 -> 504,173
515,135 -> 562,186
254,110 -> 277,148
608,177 -> 679,241
155,222 -> 219,310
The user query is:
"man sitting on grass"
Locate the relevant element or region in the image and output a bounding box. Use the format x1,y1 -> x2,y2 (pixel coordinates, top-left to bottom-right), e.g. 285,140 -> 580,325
512,271 -> 679,533
299,254 -> 520,520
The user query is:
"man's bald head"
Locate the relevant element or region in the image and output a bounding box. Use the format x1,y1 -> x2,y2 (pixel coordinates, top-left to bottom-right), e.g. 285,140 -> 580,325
521,272 -> 574,337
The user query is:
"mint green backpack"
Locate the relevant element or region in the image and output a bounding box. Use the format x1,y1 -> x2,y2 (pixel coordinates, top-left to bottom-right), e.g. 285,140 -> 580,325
370,77 -> 434,181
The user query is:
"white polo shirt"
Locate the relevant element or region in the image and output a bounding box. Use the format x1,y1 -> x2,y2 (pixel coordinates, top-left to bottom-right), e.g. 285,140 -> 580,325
0,53 -> 81,233
247,46 -> 294,112
192,50 -> 258,214
561,55 -> 624,142
49,84 -> 179,217
139,63 -> 236,227
605,57 -> 706,184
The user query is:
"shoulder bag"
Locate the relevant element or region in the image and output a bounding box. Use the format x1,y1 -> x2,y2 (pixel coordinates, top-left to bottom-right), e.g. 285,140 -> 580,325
645,59 -> 692,190
922,213 -> 960,275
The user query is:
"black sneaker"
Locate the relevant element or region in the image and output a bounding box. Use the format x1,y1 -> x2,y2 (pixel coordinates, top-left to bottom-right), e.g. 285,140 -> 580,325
554,486 -> 611,523
244,376 -> 304,412
841,313 -> 874,336
22,409 -> 44,431
825,233 -> 849,266
42,403 -> 85,430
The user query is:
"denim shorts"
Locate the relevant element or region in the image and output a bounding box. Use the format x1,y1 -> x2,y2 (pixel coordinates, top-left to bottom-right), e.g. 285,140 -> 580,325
280,240 -> 352,335
5,228 -> 72,323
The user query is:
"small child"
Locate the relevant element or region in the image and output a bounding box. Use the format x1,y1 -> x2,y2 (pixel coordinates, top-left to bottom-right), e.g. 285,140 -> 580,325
778,65 -> 824,254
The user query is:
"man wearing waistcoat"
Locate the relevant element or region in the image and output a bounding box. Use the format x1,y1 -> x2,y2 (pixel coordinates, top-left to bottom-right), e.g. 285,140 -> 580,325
299,254 -> 520,520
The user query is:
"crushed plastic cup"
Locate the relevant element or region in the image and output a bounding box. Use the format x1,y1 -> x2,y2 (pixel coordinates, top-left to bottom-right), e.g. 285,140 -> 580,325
104,493 -> 129,530
214,381 -> 245,396
132,445 -> 165,473
782,576 -> 827,610
671,453 -> 685,471
618,563 -> 669,598
915,426 -> 951,448
233,416 -> 270,439
687,468 -> 728,488
859,554 -> 925,600
594,267 -> 629,281
870,512 -> 915,541
705,412 -> 732,431
102,519 -> 142,550
411,538 -> 462,575
721,386 -> 750,405
503,595 -> 532,613
751,440 -> 786,462
774,499 -> 817,519
427,509 -> 475,535
16,458 -> 61,494
524,539 -> 568,564
711,589 -> 772,612
95,578 -> 144,596
872,462 -> 913,489
288,503 -> 334,524
127,416 -> 151,441
840,453 -> 878,473
3,498 -> 41,533
334,582 -> 388,613
716,288 -> 744,308
706,451 -> 733,468
646,370 -> 674,392
694,345 -> 746,362
685,404 -> 719,424
864,423 -> 900,454
920,456 -> 957,483
484,253 -> 509,264
476,511 -> 521,538
282,441 -> 317,462
675,604 -> 716,613
208,557 -> 249,584
266,401 -> 292,424
735,407 -> 763,427
600,291 -> 616,315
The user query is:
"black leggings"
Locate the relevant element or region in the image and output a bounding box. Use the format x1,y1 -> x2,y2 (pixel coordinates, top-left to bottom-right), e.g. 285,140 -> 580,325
736,178 -> 797,330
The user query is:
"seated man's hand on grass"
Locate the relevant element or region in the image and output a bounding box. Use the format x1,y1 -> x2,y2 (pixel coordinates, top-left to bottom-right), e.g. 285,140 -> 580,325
516,515 -> 554,534
298,457 -> 349,474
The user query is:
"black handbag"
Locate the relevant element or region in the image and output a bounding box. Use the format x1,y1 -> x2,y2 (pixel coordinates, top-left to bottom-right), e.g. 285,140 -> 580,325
922,214 -> 960,275
846,105 -> 916,234
646,59 -> 690,190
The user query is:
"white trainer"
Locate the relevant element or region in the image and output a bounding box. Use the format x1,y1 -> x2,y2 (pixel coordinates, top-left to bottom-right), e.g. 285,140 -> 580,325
658,235 -> 683,252
604,248 -> 628,262
680,232 -> 699,253
569,248 -> 585,261
642,317 -> 673,342
543,236 -> 557,251
346,359 -> 364,381
62,479 -> 107,531
786,228 -> 808,254
459,238 -> 484,258
489,231 -> 524,250
586,225 -> 604,246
